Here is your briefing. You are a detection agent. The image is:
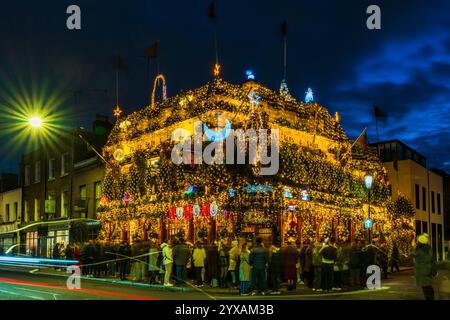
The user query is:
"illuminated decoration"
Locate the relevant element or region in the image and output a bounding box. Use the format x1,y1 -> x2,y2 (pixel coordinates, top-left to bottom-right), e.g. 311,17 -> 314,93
100,196 -> 109,206
203,118 -> 232,142
364,218 -> 373,229
223,210 -> 229,218
245,70 -> 255,80
119,120 -> 131,130
248,92 -> 261,105
151,74 -> 167,110
210,201 -> 219,217
305,88 -> 314,103
113,148 -> 124,161
113,105 -> 123,119
201,203 -> 210,217
176,207 -> 184,219
98,77 -> 412,256
184,205 -> 193,220
280,79 -> 294,101
246,184 -> 273,194
213,63 -> 221,77
284,187 -> 292,198
193,204 -> 201,217
183,184 -> 197,196
288,202 -> 296,211
364,174 -> 373,189
123,191 -> 131,205
301,189 -> 311,201
169,207 -> 176,220
334,112 -> 341,123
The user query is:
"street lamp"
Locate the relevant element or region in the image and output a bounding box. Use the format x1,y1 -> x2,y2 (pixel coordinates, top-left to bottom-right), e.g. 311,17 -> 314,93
29,116 -> 43,128
364,174 -> 373,244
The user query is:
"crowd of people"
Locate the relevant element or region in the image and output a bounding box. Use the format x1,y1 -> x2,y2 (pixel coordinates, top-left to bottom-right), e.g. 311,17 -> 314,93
56,236 -> 407,296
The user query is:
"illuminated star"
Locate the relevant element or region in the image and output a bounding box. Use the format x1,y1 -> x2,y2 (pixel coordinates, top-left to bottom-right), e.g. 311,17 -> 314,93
248,92 -> 261,105
113,105 -> 123,118
214,64 -> 221,77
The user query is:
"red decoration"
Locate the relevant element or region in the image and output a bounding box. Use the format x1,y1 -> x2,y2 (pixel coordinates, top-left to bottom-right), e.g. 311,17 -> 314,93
169,207 -> 176,220
201,203 -> 210,217
289,220 -> 297,228
184,205 -> 193,220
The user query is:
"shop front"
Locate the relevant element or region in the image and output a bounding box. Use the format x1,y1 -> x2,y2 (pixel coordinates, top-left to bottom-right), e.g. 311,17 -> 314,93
0,222 -> 20,254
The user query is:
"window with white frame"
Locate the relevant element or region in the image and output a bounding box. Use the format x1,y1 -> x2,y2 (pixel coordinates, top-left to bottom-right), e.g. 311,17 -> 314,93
61,153 -> 70,176
48,158 -> 56,180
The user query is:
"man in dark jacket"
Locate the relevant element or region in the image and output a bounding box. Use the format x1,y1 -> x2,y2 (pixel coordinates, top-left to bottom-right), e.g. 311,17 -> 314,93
349,240 -> 361,287
249,237 -> 269,295
269,241 -> 282,294
172,238 -> 191,285
319,237 -> 338,292
118,241 -> 131,280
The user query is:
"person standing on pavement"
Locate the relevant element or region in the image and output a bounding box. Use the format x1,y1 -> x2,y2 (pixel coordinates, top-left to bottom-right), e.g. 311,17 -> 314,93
239,243 -> 252,296
268,241 -> 282,294
300,240 -> 314,288
282,239 -> 299,291
172,238 -> 191,285
148,239 -> 160,285
348,240 -> 361,288
312,242 -> 323,291
319,236 -> 338,293
228,240 -> 241,288
218,240 -> 230,288
192,241 -> 207,287
249,237 -> 268,296
117,241 -> 131,281
390,242 -> 400,273
206,241 -> 220,288
413,234 -> 437,300
161,239 -> 174,286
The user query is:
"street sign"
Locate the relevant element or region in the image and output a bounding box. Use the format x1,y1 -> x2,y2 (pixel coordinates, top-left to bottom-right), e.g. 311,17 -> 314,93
364,218 -> 373,229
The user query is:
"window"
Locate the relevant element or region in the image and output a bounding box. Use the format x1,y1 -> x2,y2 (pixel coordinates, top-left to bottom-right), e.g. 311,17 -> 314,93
94,181 -> 102,214
61,190 -> 69,217
34,161 -> 41,183
437,193 -> 441,215
422,221 -> 428,234
80,185 -> 87,201
24,200 -> 29,222
24,165 -> 31,186
14,202 -> 18,221
431,191 -> 435,213
48,158 -> 56,180
415,184 -> 420,209
422,187 -> 426,211
34,198 -> 40,221
5,204 -> 10,222
26,231 -> 38,256
61,153 -> 70,176
415,220 -> 421,237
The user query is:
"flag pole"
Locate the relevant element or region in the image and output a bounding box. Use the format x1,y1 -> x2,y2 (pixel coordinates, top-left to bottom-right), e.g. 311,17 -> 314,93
374,107 -> 380,158
283,31 -> 287,80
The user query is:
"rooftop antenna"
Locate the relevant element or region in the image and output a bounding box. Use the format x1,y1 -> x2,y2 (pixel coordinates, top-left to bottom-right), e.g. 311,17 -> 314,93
113,55 -> 126,121
208,0 -> 221,78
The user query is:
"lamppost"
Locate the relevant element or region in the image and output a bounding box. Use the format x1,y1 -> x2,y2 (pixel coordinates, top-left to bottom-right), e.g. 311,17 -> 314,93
364,174 -> 373,244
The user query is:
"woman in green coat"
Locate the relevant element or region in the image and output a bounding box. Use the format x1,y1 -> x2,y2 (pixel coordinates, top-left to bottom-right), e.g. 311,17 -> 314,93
413,234 -> 437,300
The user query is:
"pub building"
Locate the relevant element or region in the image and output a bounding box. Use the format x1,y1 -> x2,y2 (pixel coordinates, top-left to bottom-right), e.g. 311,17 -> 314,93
97,71 -> 410,249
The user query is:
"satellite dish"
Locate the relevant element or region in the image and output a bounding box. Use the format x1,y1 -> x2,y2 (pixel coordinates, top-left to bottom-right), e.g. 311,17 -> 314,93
113,148 -> 124,161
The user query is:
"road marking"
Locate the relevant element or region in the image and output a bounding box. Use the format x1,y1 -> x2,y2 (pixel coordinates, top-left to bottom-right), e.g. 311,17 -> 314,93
0,288 -> 44,300
0,277 -> 159,300
14,287 -> 60,296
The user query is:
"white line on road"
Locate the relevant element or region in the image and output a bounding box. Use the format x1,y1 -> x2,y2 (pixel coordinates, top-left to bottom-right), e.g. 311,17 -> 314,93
0,288 -> 45,300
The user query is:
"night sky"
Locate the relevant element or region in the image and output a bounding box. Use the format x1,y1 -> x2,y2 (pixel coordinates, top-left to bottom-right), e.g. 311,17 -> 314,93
0,0 -> 449,174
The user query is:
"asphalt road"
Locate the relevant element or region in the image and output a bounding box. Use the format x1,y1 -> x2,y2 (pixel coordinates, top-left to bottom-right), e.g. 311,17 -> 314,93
0,267 -> 448,300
